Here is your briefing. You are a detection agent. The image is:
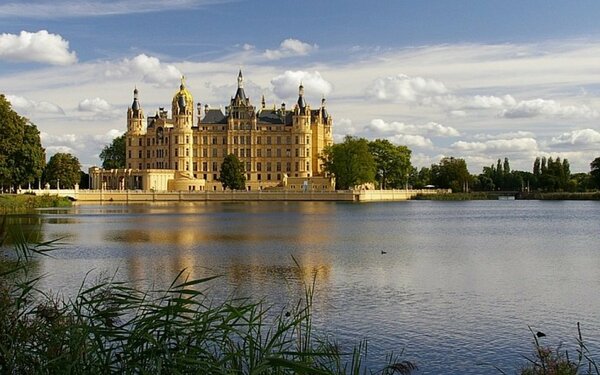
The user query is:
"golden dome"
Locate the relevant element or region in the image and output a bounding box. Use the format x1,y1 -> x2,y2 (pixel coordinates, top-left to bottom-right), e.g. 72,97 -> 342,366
172,76 -> 193,114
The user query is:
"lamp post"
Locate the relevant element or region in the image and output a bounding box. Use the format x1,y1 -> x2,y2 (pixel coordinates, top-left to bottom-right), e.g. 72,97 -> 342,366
57,179 -> 60,190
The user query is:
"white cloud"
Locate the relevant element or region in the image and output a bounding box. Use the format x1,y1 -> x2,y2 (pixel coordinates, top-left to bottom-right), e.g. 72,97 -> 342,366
105,54 -> 182,87
41,129 -> 124,163
366,74 -> 448,102
271,70 -> 332,100
264,39 -> 318,60
0,0 -> 226,18
500,98 -> 599,119
549,128 -> 600,146
366,119 -> 459,137
0,30 -> 77,65
451,138 -> 539,153
6,94 -> 65,115
473,131 -> 536,140
78,97 -> 113,112
388,134 -> 433,148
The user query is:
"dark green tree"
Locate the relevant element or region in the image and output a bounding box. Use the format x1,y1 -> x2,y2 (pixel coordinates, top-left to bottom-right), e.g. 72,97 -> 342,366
0,94 -> 46,191
99,134 -> 126,169
590,157 -> 600,189
368,139 -> 412,189
321,136 -> 375,190
219,154 -> 246,190
431,157 -> 471,192
44,153 -> 81,188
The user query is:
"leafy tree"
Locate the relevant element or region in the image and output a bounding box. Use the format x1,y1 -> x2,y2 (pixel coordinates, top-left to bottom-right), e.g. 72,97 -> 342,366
0,94 -> 46,191
44,153 -> 81,188
321,136 -> 375,190
409,166 -> 432,188
100,134 -> 126,169
368,139 -> 412,189
431,157 -> 471,192
219,154 -> 246,190
591,157 -> 600,189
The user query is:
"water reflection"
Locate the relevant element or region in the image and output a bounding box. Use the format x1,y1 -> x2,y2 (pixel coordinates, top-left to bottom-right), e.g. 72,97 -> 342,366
24,201 -> 600,374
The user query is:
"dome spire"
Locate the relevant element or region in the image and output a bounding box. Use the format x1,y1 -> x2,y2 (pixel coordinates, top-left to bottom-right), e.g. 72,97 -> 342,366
237,69 -> 244,88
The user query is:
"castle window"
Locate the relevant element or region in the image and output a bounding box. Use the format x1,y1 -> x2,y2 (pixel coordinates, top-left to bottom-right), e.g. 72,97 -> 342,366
295,162 -> 299,171
203,148 -> 208,157
202,162 -> 207,171
306,148 -> 310,157
257,174 -> 261,181
138,163 -> 142,169
286,136 -> 291,144
246,162 -> 251,171
266,149 -> 271,157
267,162 -> 272,172
212,136 -> 217,145
286,149 -> 291,157
128,150 -> 132,158
267,173 -> 271,181
147,150 -> 151,158
257,162 -> 262,172
306,136 -> 310,144
233,136 -> 238,144
240,149 -> 245,157
128,138 -> 132,146
185,148 -> 189,157
203,136 -> 207,144
138,150 -> 142,158
222,137 -> 227,144
212,148 -> 217,157
193,148 -> 198,157
175,149 -> 178,157
240,136 -> 245,145
212,162 -> 217,171
257,136 -> 261,145
306,162 -> 310,171
257,149 -> 262,157
277,136 -> 281,145
286,162 -> 291,172
246,136 -> 251,144
247,148 -> 251,157
175,136 -> 179,144
276,149 -> 281,157
138,138 -> 142,146
193,162 -> 198,171
295,149 -> 299,157
267,136 -> 271,145
147,163 -> 150,169
193,136 -> 198,144
147,138 -> 150,146
175,162 -> 178,170
186,161 -> 189,171
295,136 -> 299,144
276,162 -> 281,172
186,136 -> 190,144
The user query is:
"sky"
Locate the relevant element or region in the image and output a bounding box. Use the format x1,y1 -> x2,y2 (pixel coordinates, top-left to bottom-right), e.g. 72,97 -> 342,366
2,0 -> 600,173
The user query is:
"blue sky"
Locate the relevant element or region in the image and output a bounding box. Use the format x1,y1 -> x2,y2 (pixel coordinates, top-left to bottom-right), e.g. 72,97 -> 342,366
2,0 -> 600,172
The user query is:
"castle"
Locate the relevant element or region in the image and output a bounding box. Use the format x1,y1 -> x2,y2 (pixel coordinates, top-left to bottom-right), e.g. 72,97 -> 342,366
89,71 -> 334,191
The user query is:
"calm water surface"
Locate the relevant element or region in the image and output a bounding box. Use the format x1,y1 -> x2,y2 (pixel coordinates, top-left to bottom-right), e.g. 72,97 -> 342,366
8,200 -> 600,374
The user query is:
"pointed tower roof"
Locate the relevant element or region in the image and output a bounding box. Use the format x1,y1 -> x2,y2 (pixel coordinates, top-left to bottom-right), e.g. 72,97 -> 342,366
232,70 -> 248,106
297,82 -> 306,114
132,87 -> 141,111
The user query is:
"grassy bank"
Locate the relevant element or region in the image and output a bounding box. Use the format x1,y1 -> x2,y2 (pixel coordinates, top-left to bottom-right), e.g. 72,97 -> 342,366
0,194 -> 71,213
414,192 -> 495,200
518,192 -> 600,200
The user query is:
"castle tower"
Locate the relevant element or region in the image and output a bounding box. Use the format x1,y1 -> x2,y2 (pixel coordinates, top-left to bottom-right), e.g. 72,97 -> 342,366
171,77 -> 194,173
293,83 -> 312,178
127,87 -> 146,170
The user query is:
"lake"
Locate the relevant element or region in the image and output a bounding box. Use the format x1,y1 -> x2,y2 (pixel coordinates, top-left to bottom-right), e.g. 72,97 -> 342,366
5,200 -> 600,374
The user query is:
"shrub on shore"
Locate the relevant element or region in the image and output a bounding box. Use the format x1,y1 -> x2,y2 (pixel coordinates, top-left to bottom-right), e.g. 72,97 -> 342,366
0,194 -> 71,213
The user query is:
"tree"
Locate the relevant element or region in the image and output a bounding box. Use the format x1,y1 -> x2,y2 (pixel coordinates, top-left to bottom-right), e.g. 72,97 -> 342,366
431,157 -> 471,192
368,139 -> 412,189
591,157 -> 600,189
100,134 -> 126,169
219,154 -> 246,190
44,153 -> 81,188
321,136 -> 375,190
0,94 -> 46,191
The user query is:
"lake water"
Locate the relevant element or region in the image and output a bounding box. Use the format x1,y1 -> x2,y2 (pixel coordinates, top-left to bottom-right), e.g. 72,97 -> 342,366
5,200 -> 600,374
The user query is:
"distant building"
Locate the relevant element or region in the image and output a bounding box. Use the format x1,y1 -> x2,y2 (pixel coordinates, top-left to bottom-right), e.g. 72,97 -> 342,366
90,71 -> 334,191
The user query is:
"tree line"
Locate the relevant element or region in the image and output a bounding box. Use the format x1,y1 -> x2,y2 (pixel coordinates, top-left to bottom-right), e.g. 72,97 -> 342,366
0,95 -> 83,192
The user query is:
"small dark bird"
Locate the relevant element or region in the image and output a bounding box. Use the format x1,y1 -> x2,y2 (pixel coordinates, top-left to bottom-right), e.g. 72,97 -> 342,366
285,311 -> 291,317
381,250 -> 387,254
536,331 -> 546,338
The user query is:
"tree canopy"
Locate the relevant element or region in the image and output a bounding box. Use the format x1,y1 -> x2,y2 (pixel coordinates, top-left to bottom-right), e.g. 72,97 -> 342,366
591,157 -> 600,189
0,94 -> 46,191
219,154 -> 246,190
100,134 -> 126,169
368,139 -> 412,189
44,153 -> 81,189
321,136 -> 376,190
431,157 -> 471,192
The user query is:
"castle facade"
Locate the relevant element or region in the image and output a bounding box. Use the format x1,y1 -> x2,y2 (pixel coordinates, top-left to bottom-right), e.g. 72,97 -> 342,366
90,71 -> 334,191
